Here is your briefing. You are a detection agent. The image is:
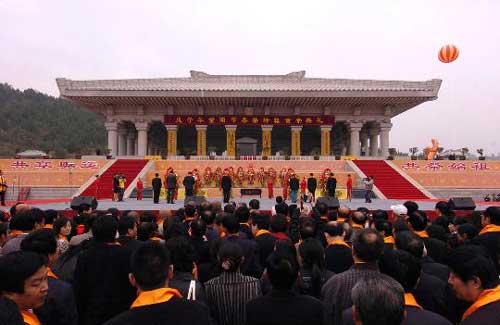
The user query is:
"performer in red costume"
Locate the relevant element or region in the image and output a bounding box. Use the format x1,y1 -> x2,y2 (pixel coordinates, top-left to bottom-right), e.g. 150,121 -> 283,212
300,177 -> 307,194
346,174 -> 353,202
267,175 -> 274,199
136,178 -> 143,200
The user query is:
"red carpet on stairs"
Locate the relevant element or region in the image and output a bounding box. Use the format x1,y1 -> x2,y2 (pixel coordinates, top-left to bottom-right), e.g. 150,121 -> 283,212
81,159 -> 148,200
353,160 -> 429,200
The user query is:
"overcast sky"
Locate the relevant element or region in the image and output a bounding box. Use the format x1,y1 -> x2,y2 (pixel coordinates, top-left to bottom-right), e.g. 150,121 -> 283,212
1,0 -> 499,154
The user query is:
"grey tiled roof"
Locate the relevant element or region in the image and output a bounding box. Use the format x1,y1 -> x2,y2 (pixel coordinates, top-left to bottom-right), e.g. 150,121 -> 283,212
57,71 -> 441,93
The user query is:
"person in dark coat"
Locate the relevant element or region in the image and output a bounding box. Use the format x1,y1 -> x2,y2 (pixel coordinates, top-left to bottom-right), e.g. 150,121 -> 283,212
246,250 -> 325,325
152,173 -> 162,204
104,242 -> 210,325
73,215 -> 136,325
117,216 -> 142,253
471,206 -> 500,274
307,173 -> 317,200
448,245 -> 500,325
183,171 -> 196,198
288,173 -> 300,203
221,171 -> 232,203
323,221 -> 354,274
20,229 -> 78,325
251,213 -> 276,267
166,171 -> 177,204
326,173 -> 337,198
407,210 -> 447,263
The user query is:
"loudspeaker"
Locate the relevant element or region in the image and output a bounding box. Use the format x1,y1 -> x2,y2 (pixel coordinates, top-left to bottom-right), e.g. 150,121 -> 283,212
448,197 -> 476,211
316,197 -> 340,209
70,196 -> 98,211
184,195 -> 207,206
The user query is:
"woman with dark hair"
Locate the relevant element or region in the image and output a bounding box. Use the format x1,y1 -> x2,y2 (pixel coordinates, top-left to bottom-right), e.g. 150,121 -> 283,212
205,242 -> 261,325
53,217 -> 72,254
297,238 -> 334,298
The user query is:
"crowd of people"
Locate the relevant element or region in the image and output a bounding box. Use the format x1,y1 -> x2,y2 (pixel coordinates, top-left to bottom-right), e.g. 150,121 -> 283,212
0,197 -> 499,325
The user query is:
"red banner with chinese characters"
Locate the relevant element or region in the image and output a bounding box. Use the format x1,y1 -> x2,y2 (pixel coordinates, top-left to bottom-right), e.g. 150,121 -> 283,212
164,115 -> 335,126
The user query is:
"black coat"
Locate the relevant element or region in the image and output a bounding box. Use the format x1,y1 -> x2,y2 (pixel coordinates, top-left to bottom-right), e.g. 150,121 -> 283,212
104,296 -> 211,325
472,232 -> 500,274
341,305 -> 452,325
254,232 -> 276,268
412,272 -> 451,320
221,176 -> 232,190
166,174 -> 177,189
0,296 -> 23,325
152,177 -> 162,191
421,256 -> 449,283
289,177 -> 300,191
117,236 -> 143,253
73,242 -> 136,325
326,177 -> 337,191
325,244 -> 354,274
183,176 -> 195,190
307,177 -> 317,192
461,300 -> 500,325
35,276 -> 78,325
246,290 -> 325,325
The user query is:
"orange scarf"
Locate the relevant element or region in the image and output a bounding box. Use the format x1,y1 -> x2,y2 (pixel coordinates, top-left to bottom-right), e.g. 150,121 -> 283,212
131,288 -> 183,309
384,236 -> 395,244
414,230 -> 429,238
337,217 -> 346,223
58,234 -> 68,242
255,229 -> 271,237
328,240 -> 351,249
43,224 -> 53,230
462,285 -> 500,321
479,224 -> 500,236
150,237 -> 162,242
352,224 -> 364,230
47,267 -> 58,279
404,293 -> 422,309
9,230 -> 24,238
21,310 -> 41,325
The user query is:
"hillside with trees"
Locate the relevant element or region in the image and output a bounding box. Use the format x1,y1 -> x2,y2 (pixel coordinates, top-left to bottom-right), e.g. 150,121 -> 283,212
0,83 -> 106,157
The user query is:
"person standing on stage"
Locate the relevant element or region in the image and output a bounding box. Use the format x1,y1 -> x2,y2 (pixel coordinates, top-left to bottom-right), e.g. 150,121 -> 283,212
346,174 -> 353,202
93,174 -> 100,198
307,173 -> 317,200
118,174 -> 126,202
221,170 -> 232,203
326,173 -> 337,198
136,178 -> 143,201
0,170 -> 7,206
300,177 -> 307,194
267,174 -> 274,199
183,171 -> 196,198
152,173 -> 162,204
364,176 -> 374,203
166,170 -> 177,204
288,173 -> 300,203
113,174 -> 120,201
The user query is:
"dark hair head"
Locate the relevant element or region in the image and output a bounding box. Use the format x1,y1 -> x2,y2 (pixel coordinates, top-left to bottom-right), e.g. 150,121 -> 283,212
235,206 -> 250,223
276,196 -> 283,204
107,208 -> 121,220
266,251 -> 298,291
435,201 -> 452,216
403,201 -> 419,215
184,206 -> 196,218
380,249 -> 421,292
31,208 -> 45,225
299,218 -> 317,240
316,202 -> 328,216
426,224 -> 447,242
0,251 -> 47,293
270,214 -> 288,233
53,217 -> 70,236
118,216 -> 137,236
357,207 -> 370,216
20,229 -> 57,257
374,220 -> 393,237
352,211 -> 367,226
10,211 -> 35,232
448,245 -> 499,289
484,206 -> 500,225
394,231 -> 424,259
352,229 -> 384,263
137,222 -> 156,241
222,214 -> 240,234
223,204 -> 235,214
218,242 -> 243,272
44,210 -> 58,225
251,213 -> 270,230
249,199 -> 260,210
130,242 -> 171,291
155,173 -> 159,177
407,210 -> 428,231
190,219 -> 206,238
166,236 -> 196,273
201,209 -> 215,225
457,224 -> 479,240
393,220 -> 410,233
299,238 -> 325,270
324,221 -> 345,237
140,213 -> 155,223
372,210 -> 389,221
275,203 -> 288,216
352,277 -> 405,325
92,215 -> 118,243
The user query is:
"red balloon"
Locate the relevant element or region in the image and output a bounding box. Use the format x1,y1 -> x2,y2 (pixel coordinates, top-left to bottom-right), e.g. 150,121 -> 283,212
438,44 -> 459,63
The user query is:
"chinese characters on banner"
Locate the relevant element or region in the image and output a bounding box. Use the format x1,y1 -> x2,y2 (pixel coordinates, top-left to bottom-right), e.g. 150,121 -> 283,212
9,161 -> 100,170
164,115 -> 335,126
401,162 -> 490,172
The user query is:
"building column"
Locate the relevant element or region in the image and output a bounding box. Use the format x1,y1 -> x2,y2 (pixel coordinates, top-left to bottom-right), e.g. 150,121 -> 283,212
104,121 -> 118,157
196,125 -> 207,156
348,122 -> 363,156
261,125 -> 272,156
165,125 -> 177,156
379,122 -> 392,158
117,128 -> 128,156
369,126 -> 379,157
321,125 -> 332,156
291,126 -> 302,156
135,121 -> 149,157
360,130 -> 369,156
226,125 -> 237,157
126,132 -> 135,156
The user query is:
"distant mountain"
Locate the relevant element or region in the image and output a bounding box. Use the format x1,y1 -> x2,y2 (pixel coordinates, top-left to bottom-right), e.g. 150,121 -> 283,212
0,83 -> 106,157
